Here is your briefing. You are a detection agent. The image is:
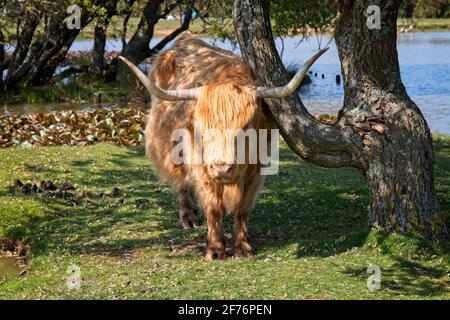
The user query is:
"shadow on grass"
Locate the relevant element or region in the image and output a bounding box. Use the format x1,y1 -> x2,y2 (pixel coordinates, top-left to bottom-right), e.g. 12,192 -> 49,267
2,145 -> 371,258
2,147 -> 206,257
342,230 -> 449,297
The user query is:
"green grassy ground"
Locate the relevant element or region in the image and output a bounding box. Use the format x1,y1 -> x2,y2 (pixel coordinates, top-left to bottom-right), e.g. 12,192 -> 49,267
82,17 -> 450,39
1,80 -> 133,105
80,17 -> 450,40
398,18 -> 450,31
4,17 -> 449,43
79,18 -> 207,40
0,137 -> 449,299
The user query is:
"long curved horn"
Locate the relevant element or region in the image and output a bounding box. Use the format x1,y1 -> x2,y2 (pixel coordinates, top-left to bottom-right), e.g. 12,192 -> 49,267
256,48 -> 329,99
118,56 -> 202,101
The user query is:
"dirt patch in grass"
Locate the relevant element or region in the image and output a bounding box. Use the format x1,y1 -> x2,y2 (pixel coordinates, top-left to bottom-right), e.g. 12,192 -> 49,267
0,238 -> 29,279
0,238 -> 29,257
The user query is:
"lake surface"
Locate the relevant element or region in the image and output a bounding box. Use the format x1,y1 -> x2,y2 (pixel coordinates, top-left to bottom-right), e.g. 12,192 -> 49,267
3,32 -> 450,134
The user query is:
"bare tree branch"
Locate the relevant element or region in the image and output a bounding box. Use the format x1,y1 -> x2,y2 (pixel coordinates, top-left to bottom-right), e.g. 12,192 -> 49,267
151,7 -> 193,55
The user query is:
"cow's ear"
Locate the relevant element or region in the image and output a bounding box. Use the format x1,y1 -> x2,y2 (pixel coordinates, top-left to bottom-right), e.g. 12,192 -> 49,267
152,50 -> 178,89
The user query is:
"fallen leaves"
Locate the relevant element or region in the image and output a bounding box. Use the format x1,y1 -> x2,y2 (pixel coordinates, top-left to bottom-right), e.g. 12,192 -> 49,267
1,108 -> 146,148
313,114 -> 337,124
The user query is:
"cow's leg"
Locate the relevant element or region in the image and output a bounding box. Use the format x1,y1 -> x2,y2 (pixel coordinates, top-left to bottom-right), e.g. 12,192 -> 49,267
233,174 -> 264,258
233,210 -> 253,258
197,182 -> 225,260
176,184 -> 199,229
205,204 -> 226,260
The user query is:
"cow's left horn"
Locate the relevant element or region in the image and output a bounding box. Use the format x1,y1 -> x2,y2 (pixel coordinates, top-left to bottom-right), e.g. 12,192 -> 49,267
256,48 -> 329,99
118,56 -> 202,101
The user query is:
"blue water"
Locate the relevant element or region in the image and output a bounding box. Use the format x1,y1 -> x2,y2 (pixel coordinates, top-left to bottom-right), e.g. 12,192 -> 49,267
3,32 -> 450,134
66,33 -> 450,97
65,33 -> 450,134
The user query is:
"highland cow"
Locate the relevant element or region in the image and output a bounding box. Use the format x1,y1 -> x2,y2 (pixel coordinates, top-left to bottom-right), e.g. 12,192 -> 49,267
120,34 -> 326,260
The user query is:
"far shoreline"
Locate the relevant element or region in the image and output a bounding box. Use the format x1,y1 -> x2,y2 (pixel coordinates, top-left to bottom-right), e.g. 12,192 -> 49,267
79,17 -> 450,41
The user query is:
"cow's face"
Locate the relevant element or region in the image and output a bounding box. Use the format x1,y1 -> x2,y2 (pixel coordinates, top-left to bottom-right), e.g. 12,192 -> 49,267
207,163 -> 240,183
194,83 -> 260,183
201,130 -> 249,183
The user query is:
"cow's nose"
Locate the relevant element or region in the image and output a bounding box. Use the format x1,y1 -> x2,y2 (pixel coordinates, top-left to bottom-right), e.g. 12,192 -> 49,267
212,164 -> 234,176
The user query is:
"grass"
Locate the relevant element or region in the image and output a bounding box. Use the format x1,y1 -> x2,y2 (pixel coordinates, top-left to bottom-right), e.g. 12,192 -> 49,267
4,17 -> 449,44
1,80 -> 134,105
0,137 -> 449,299
398,18 -> 450,31
78,17 -> 208,40
80,17 -> 450,40
2,17 -> 208,41
79,17 -> 450,40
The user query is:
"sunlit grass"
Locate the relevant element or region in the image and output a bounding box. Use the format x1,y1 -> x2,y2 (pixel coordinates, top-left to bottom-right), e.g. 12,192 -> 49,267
398,18 -> 450,31
1,80 -> 134,105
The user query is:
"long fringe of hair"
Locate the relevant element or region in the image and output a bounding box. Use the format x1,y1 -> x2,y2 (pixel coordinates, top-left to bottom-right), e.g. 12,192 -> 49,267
194,82 -> 258,131
193,82 -> 259,164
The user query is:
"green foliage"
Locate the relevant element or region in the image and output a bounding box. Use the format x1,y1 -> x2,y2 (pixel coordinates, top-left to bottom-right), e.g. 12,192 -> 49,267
200,0 -> 339,39
193,0 -> 234,39
400,0 -> 450,19
271,0 -> 338,36
397,18 -> 450,30
1,79 -> 131,104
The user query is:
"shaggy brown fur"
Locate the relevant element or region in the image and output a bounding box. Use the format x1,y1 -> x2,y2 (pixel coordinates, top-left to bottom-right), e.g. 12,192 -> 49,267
145,34 -> 273,260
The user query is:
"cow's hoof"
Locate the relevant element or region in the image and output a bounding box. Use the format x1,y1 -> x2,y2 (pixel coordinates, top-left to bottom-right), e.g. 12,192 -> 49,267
179,209 -> 199,229
233,242 -> 254,258
205,244 -> 226,261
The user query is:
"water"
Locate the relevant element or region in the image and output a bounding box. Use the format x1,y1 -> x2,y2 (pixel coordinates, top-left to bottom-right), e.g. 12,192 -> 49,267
0,257 -> 22,278
3,32 -> 450,134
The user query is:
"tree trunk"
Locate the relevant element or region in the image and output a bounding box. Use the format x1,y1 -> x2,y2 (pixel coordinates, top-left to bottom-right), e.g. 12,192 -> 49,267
335,0 -> 445,236
0,30 -> 5,90
91,0 -> 117,76
3,0 -> 117,88
115,0 -> 193,81
115,0 -> 164,80
91,24 -> 108,75
6,9 -> 40,85
233,0 -> 363,169
233,0 -> 448,239
25,16 -> 90,86
5,10 -> 91,88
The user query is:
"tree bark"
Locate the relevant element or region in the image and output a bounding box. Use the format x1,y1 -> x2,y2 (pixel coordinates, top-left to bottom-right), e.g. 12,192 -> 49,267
91,0 -> 118,76
335,0 -> 446,237
233,0 -> 364,169
115,0 -> 193,80
6,8 -> 40,85
115,0 -> 164,80
0,30 -> 5,90
2,0 -> 119,88
91,23 -> 108,75
233,0 -> 448,239
4,8 -> 91,88
25,14 -> 91,86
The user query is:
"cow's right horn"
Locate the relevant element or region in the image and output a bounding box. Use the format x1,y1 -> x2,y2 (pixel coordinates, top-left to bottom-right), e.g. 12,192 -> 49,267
119,56 -> 202,101
256,48 -> 329,99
